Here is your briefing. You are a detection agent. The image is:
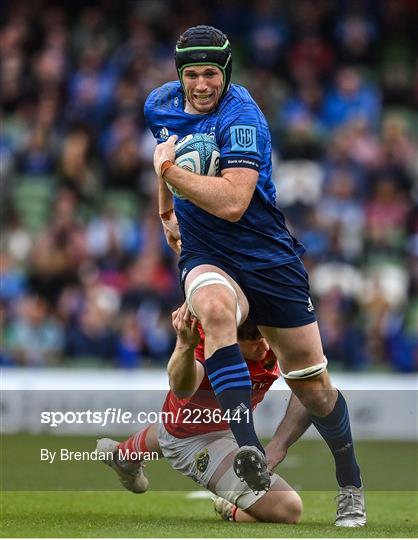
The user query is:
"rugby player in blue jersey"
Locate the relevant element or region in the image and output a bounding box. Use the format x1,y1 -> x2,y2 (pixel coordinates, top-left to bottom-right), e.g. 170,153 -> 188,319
145,25 -> 365,526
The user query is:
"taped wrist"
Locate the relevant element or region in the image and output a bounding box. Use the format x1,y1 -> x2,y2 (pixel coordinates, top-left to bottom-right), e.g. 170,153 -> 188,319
160,208 -> 174,220
161,159 -> 174,178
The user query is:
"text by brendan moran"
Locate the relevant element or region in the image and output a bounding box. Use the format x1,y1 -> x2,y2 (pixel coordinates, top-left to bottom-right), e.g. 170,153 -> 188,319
40,448 -> 159,464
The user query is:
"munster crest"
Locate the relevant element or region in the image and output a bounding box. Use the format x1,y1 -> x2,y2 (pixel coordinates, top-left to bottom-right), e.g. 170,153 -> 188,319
195,449 -> 210,473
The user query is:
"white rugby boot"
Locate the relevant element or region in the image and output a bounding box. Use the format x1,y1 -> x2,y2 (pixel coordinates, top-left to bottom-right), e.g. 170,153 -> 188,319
233,445 -> 271,494
96,438 -> 149,494
335,484 -> 366,527
212,496 -> 236,521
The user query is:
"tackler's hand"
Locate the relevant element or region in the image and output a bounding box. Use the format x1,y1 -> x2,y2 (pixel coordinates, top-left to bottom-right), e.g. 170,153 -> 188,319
265,443 -> 287,474
171,302 -> 200,349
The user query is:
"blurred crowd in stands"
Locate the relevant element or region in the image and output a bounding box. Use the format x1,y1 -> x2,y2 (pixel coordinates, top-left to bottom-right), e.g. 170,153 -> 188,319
1,0 -> 417,371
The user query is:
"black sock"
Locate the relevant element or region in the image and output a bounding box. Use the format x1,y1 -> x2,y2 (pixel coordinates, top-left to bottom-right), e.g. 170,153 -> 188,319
311,390 -> 361,488
206,343 -> 264,453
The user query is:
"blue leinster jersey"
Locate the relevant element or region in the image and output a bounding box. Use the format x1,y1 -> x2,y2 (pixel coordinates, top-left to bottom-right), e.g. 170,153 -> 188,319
145,81 -> 304,269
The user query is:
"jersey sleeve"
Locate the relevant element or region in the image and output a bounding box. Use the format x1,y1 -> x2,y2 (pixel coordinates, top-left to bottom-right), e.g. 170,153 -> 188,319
144,89 -> 162,141
217,102 -> 265,172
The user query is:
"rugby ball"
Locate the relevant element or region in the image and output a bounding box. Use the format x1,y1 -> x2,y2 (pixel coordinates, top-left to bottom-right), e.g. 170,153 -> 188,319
166,133 -> 220,199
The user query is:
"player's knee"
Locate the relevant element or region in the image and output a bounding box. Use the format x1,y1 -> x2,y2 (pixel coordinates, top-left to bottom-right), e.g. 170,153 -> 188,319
197,292 -> 236,329
294,384 -> 336,417
256,491 -> 302,524
312,392 -> 335,417
282,492 -> 303,524
270,491 -> 303,524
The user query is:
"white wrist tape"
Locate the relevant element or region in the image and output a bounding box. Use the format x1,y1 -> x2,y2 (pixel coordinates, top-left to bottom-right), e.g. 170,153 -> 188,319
186,272 -> 242,325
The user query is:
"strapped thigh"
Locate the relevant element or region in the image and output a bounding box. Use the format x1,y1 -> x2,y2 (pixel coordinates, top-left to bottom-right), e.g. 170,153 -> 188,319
280,355 -> 328,379
186,271 -> 243,325
215,465 -> 280,510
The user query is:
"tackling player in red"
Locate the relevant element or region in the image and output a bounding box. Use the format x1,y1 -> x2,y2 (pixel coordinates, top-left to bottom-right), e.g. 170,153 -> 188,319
98,304 -> 310,523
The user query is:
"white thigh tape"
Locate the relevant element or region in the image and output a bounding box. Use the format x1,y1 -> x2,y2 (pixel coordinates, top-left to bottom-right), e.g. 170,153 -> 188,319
186,272 -> 242,325
215,465 -> 280,510
280,355 -> 328,379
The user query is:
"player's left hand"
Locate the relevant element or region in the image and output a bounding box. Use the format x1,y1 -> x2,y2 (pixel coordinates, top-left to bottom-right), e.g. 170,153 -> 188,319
153,135 -> 178,177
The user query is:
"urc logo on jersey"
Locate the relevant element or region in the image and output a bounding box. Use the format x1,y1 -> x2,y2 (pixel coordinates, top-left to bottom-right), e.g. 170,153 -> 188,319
230,125 -> 257,152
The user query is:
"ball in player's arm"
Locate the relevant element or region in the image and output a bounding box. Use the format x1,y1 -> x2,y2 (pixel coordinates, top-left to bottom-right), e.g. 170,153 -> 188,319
147,25 -> 365,526
154,132 -> 255,223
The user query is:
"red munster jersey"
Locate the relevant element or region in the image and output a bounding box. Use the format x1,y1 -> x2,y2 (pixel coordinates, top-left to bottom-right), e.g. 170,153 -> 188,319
162,325 -> 280,438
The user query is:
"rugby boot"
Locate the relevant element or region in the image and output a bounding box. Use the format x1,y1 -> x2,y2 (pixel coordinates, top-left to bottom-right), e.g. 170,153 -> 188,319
233,445 -> 271,494
96,438 -> 149,493
335,484 -> 366,527
212,496 -> 236,521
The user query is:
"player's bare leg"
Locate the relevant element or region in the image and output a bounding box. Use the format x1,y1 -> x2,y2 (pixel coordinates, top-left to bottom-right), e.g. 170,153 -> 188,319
259,322 -> 365,526
185,264 -> 270,492
185,264 -> 249,356
259,322 -> 337,415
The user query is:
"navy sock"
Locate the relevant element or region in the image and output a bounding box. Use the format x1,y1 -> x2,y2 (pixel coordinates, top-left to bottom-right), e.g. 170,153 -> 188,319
206,343 -> 264,453
311,390 -> 361,488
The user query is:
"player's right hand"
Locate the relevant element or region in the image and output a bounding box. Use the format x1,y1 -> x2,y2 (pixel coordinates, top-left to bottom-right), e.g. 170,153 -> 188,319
172,302 -> 200,349
161,213 -> 182,255
153,135 -> 178,177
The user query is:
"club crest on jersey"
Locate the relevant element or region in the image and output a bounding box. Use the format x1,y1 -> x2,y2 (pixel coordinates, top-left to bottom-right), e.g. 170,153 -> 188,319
230,125 -> 257,152
195,448 -> 210,473
159,127 -> 169,140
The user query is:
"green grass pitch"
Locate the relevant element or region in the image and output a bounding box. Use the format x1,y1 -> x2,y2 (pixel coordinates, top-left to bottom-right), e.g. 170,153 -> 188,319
1,435 -> 417,537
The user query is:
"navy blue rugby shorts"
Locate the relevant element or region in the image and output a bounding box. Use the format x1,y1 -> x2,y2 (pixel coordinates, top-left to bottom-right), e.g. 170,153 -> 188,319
178,255 -> 317,328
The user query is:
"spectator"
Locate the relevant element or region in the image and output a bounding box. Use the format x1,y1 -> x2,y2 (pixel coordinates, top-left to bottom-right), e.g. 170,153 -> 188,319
322,66 -> 381,132
334,12 -> 377,66
115,311 -> 144,368
67,46 -> 116,129
27,188 -> 86,304
0,251 -> 26,304
6,295 -> 63,366
64,293 -> 117,363
247,0 -> 289,69
279,80 -> 325,159
365,176 -> 411,257
59,126 -> 101,206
